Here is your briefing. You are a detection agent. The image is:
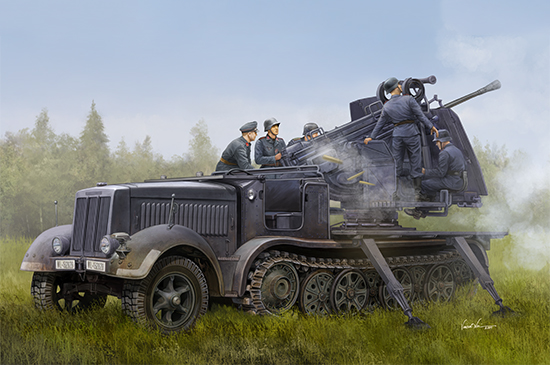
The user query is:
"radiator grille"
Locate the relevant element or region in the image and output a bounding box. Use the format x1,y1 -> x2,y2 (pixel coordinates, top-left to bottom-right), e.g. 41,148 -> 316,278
72,196 -> 111,253
140,202 -> 229,236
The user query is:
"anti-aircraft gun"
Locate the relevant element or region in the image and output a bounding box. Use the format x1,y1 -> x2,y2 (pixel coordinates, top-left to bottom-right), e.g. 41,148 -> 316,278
20,75 -> 514,333
281,76 -> 502,220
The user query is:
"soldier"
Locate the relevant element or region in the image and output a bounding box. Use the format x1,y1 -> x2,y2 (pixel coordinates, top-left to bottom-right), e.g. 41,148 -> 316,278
287,122 -> 320,147
255,118 -> 286,168
405,129 -> 466,219
215,121 -> 258,172
364,77 -> 438,200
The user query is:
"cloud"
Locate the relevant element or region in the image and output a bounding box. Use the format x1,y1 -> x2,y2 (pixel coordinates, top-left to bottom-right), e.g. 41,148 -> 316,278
435,32 -> 550,164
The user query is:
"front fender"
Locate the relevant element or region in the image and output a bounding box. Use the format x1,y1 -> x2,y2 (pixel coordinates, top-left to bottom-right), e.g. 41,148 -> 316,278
20,225 -> 72,272
108,224 -> 224,294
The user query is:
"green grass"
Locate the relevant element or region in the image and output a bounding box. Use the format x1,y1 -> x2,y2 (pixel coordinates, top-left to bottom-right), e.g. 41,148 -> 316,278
1,236 -> 549,365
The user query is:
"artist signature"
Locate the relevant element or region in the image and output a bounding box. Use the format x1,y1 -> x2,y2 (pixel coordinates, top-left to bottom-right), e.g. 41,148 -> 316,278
461,318 -> 497,330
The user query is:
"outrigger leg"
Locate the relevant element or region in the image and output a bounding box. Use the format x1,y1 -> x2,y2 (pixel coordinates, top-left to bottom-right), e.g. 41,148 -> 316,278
355,237 -> 430,329
451,237 -> 515,316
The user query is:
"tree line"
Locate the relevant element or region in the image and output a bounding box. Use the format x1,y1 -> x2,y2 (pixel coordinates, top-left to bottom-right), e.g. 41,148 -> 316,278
1,101 -> 548,238
0,102 -> 219,237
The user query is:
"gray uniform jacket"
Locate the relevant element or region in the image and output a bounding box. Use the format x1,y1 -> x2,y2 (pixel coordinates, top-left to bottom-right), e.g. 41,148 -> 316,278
423,143 -> 466,192
370,94 -> 433,139
255,135 -> 286,167
215,136 -> 254,171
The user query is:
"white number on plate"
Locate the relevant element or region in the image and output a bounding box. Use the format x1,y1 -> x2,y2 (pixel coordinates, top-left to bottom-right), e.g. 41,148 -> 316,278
56,260 -> 75,270
86,260 -> 106,272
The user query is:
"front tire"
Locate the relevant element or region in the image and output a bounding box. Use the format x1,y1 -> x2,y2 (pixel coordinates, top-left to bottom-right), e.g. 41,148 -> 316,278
122,256 -> 208,333
31,272 -> 107,312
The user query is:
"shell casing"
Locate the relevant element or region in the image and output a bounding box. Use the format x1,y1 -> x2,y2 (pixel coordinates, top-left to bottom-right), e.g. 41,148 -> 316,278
347,171 -> 365,181
322,155 -> 343,164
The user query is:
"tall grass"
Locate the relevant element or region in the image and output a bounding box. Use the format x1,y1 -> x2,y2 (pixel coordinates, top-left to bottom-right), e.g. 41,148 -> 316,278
1,236 -> 549,365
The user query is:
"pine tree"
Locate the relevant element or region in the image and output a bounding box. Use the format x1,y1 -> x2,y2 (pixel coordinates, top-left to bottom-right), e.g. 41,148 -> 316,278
76,101 -> 111,188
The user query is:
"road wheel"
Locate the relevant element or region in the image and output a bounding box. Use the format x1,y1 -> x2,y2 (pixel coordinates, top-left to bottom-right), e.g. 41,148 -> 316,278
122,256 -> 208,333
452,260 -> 474,286
31,272 -> 107,312
299,269 -> 334,315
379,267 -> 413,310
330,269 -> 369,314
410,265 -> 428,303
424,264 -> 455,303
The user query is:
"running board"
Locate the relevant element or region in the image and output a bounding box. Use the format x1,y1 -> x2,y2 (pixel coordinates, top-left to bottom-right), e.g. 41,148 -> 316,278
451,237 -> 514,316
354,237 -> 429,328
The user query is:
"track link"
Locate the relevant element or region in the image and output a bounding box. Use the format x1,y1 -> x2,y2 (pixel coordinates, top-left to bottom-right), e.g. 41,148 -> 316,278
244,249 -> 469,315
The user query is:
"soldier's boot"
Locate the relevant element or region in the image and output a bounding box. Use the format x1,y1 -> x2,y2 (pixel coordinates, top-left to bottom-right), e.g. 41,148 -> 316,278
404,208 -> 427,220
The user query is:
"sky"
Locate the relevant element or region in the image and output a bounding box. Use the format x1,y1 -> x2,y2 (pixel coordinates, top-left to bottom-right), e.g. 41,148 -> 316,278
1,0 -> 549,165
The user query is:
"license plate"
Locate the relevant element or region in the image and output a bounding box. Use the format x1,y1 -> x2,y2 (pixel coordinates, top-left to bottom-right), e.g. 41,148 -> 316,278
56,259 -> 75,270
86,260 -> 106,272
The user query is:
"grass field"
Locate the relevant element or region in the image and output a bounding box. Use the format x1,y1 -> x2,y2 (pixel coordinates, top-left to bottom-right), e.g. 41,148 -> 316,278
1,236 -> 549,365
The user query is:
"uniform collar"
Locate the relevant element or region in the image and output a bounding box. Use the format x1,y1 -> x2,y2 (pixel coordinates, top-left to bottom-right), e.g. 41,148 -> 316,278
239,135 -> 250,146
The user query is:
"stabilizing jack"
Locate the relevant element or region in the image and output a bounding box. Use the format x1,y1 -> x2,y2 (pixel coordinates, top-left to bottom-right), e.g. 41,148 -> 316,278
451,237 -> 515,316
355,237 -> 430,329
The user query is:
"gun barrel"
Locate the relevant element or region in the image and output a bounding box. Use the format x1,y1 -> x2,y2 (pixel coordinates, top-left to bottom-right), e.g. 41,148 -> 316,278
417,75 -> 437,85
443,80 -> 501,109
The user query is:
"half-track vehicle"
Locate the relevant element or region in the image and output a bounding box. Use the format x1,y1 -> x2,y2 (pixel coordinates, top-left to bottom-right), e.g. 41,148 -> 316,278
21,76 -> 513,332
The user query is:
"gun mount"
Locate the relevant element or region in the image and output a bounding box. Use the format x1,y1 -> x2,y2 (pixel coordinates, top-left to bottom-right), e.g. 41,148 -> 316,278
281,76 -> 501,220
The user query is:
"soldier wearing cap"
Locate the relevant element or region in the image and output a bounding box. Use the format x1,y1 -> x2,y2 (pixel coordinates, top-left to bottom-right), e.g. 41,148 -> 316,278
287,122 -> 320,147
405,129 -> 466,218
255,118 -> 286,168
364,77 -> 439,200
215,121 -> 258,171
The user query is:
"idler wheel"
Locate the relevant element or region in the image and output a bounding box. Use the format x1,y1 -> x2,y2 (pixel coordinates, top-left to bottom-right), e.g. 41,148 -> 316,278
260,262 -> 299,314
424,264 -> 456,303
379,267 -> 414,310
298,269 -> 334,315
330,269 -> 369,313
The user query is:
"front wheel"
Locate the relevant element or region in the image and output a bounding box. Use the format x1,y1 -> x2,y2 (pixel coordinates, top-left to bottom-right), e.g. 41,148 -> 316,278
31,272 -> 107,312
122,256 -> 209,333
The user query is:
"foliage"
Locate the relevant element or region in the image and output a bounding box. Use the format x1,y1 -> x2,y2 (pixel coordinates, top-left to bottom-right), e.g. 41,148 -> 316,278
1,236 -> 548,365
0,103 -> 219,237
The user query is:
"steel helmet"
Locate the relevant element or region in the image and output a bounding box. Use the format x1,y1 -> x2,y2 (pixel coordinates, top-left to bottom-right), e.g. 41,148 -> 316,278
302,122 -> 319,135
264,118 -> 280,132
433,129 -> 452,143
384,77 -> 399,93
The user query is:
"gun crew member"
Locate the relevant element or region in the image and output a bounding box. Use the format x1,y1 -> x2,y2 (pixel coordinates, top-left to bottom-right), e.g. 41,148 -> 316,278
364,77 -> 438,200
215,121 -> 258,172
255,118 -> 286,168
405,129 -> 466,218
287,122 -> 320,147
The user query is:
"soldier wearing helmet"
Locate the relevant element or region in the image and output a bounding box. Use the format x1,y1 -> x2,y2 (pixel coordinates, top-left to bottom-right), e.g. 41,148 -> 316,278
405,129 -> 466,218
254,118 -> 286,168
287,122 -> 321,147
215,121 -> 258,171
364,77 -> 439,200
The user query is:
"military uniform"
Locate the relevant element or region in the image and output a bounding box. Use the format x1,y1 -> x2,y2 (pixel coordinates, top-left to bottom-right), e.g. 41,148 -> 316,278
255,135 -> 286,168
421,142 -> 465,196
369,94 -> 434,179
215,121 -> 257,171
